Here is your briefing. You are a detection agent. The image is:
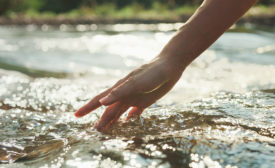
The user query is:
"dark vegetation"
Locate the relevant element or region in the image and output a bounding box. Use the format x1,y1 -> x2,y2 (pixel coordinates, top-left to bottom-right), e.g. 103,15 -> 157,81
0,0 -> 202,15
0,0 -> 274,16
0,0 -> 274,25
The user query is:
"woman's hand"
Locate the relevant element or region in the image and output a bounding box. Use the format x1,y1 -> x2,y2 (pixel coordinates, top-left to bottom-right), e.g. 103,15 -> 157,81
74,56 -> 184,131
74,0 -> 258,132
74,0 -> 258,131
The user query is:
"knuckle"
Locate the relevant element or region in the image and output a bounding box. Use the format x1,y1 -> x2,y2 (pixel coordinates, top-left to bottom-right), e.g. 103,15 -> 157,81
116,79 -> 124,85
128,77 -> 138,87
110,88 -> 120,97
126,68 -> 140,78
128,70 -> 136,76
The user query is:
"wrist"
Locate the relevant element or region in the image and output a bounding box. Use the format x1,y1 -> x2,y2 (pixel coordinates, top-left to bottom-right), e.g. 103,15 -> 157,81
157,23 -> 210,72
155,53 -> 187,75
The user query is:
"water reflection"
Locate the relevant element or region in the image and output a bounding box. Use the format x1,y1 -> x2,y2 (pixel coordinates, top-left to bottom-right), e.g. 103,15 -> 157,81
0,25 -> 275,167
0,74 -> 274,167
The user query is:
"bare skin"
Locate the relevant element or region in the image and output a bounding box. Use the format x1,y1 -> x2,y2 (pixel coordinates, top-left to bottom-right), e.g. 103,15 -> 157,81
75,0 -> 258,131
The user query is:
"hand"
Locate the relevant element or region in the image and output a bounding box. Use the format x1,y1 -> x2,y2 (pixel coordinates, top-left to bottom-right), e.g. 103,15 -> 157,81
74,0 -> 258,132
74,56 -> 184,131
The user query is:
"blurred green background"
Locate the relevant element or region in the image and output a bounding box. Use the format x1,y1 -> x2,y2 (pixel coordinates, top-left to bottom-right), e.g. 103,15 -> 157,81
0,0 -> 275,19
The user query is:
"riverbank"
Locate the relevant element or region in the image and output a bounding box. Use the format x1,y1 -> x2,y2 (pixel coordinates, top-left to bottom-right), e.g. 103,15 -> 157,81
1,15 -> 275,27
0,5 -> 275,27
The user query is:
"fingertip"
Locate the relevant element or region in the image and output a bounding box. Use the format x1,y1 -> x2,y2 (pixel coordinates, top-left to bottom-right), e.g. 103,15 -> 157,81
126,107 -> 143,120
74,110 -> 84,118
93,121 -> 99,129
74,100 -> 102,118
94,121 -> 104,132
94,122 -> 111,132
74,106 -> 89,118
74,112 -> 80,118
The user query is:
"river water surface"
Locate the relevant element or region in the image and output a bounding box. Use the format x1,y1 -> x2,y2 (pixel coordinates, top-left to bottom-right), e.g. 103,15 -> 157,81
0,24 -> 275,168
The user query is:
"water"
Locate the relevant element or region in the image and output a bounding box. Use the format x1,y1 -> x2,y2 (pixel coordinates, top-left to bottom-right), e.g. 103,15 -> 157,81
0,24 -> 275,168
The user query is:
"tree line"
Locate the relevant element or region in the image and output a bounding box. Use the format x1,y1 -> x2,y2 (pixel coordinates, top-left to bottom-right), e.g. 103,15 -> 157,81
0,0 -> 274,15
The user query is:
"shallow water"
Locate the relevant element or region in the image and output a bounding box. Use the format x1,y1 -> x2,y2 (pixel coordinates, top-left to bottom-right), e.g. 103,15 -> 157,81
0,24 -> 275,168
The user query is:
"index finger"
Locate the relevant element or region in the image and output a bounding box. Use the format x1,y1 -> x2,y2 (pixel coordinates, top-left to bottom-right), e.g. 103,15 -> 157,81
74,89 -> 110,117
74,77 -> 129,117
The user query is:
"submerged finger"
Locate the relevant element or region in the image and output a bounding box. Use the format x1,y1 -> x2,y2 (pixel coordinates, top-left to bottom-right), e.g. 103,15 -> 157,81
126,107 -> 144,120
94,102 -> 123,131
105,105 -> 129,129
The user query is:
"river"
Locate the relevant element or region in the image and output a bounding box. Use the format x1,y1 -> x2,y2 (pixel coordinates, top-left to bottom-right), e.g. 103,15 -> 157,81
0,23 -> 275,167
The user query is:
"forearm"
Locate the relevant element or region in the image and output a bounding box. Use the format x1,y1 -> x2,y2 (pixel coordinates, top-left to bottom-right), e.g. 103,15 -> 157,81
159,0 -> 258,70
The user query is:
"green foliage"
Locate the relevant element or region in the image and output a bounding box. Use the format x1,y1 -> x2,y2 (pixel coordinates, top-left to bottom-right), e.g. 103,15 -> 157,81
39,0 -> 82,13
0,0 -> 274,18
258,0 -> 275,5
115,3 -> 144,18
175,5 -> 199,15
92,3 -> 116,16
152,1 -> 168,11
22,0 -> 44,11
0,0 -> 21,15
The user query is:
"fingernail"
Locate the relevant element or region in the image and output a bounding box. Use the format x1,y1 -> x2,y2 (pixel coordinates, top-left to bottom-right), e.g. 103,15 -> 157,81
94,121 -> 104,131
74,111 -> 83,118
74,113 -> 81,118
99,94 -> 115,105
94,122 -> 99,129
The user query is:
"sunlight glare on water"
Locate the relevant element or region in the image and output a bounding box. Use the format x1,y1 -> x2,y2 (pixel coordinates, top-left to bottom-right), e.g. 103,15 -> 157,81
0,24 -> 275,167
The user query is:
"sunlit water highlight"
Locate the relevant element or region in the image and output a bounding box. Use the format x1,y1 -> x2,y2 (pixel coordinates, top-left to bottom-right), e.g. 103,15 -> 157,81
0,24 -> 275,167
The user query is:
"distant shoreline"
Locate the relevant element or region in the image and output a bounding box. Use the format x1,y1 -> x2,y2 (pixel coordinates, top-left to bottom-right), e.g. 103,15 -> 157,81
0,15 -> 275,27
